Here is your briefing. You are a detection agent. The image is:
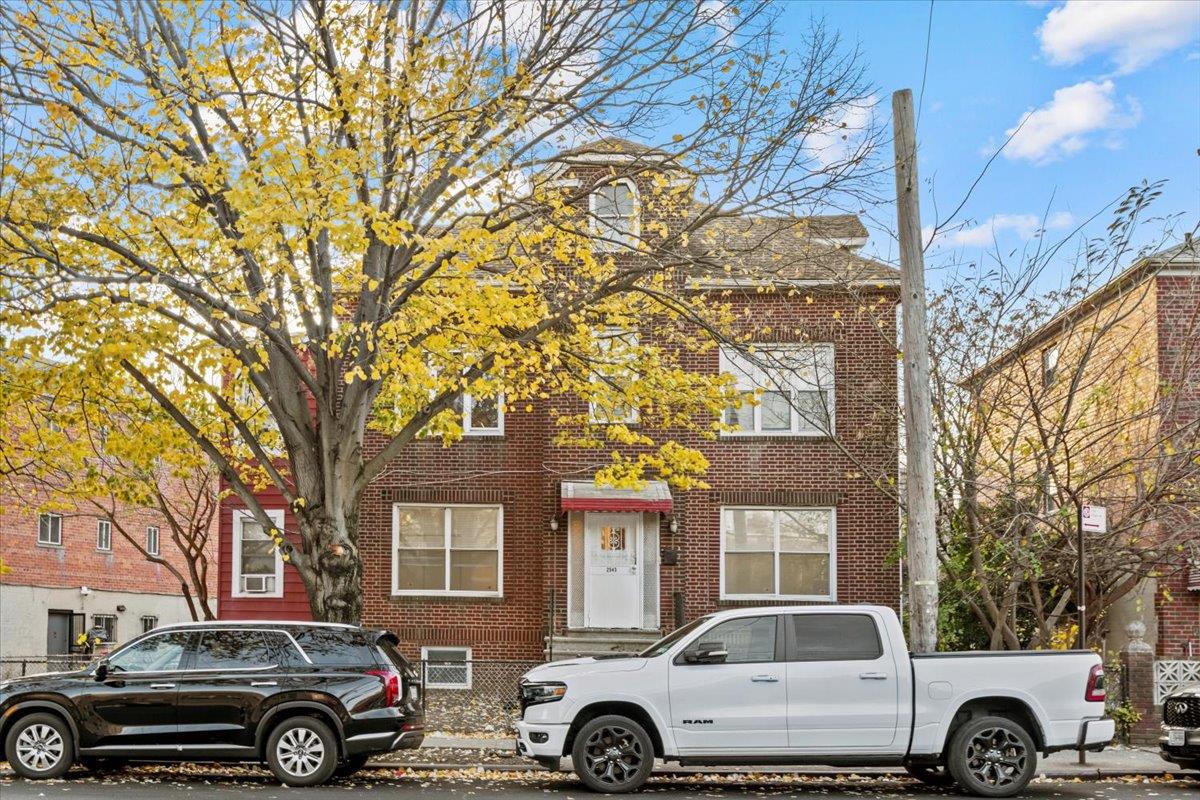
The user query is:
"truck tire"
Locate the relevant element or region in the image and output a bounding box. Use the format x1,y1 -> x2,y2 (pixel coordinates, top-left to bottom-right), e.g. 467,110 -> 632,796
266,716 -> 339,787
571,714 -> 654,793
946,715 -> 1037,797
4,712 -> 76,780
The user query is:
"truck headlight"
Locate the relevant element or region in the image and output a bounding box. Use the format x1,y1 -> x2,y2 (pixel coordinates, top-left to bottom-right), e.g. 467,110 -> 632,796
520,681 -> 567,707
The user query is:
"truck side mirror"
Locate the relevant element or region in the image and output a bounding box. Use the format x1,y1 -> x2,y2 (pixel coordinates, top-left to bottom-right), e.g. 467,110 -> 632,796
684,641 -> 728,664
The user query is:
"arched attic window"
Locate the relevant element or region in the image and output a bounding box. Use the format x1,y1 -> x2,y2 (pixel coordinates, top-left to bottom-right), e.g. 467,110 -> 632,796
589,179 -> 640,250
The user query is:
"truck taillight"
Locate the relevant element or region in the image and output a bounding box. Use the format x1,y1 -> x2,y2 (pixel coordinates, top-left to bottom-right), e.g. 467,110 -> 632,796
368,668 -> 402,706
1084,663 -> 1106,702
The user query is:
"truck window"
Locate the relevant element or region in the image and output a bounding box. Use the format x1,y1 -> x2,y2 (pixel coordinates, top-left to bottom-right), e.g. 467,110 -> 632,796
788,614 -> 882,661
681,616 -> 777,664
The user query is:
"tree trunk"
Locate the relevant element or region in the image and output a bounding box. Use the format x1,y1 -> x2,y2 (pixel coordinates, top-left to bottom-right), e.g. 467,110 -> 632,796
298,515 -> 364,623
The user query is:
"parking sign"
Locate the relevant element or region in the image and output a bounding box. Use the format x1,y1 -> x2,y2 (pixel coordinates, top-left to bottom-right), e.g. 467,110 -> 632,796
1081,504 -> 1107,534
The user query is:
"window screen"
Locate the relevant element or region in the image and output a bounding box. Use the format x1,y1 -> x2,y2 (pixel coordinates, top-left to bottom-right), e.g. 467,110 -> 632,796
789,614 -> 882,661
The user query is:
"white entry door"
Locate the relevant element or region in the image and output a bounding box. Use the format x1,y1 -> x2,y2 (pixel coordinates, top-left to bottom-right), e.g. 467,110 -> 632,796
584,513 -> 642,629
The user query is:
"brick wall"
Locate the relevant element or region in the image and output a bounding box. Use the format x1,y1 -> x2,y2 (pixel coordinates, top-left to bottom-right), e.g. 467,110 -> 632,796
0,478 -> 213,600
1154,273 -> 1200,658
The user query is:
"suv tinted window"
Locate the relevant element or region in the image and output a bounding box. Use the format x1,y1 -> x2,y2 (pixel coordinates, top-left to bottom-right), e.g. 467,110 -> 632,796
788,614 -> 882,661
194,630 -> 274,670
292,627 -> 376,667
682,616 -> 777,664
108,631 -> 190,673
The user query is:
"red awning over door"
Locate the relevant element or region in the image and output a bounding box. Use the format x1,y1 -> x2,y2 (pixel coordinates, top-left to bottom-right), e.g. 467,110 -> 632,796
560,480 -> 673,513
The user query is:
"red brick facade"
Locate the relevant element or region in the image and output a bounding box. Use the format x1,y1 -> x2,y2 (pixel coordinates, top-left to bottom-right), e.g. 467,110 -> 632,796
1154,272 -> 1200,659
218,147 -> 902,658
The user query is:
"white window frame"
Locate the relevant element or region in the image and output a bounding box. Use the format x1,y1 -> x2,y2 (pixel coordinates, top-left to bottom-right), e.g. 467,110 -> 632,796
38,513 -> 62,546
392,503 -> 504,598
232,508 -> 285,599
145,525 -> 160,556
589,179 -> 640,251
141,615 -> 158,633
719,506 -> 837,601
461,392 -> 504,436
1042,343 -> 1060,388
96,519 -> 112,552
588,328 -> 640,425
421,645 -> 473,689
719,344 -> 835,437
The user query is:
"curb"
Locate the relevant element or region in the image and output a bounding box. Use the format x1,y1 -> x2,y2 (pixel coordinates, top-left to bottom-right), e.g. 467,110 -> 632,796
367,762 -> 1175,780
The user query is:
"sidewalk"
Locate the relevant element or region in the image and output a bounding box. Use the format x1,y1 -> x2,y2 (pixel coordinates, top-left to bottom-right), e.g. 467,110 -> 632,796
375,738 -> 1174,780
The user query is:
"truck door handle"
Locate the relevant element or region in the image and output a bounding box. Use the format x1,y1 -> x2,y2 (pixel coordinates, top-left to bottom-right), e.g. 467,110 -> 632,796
251,681 -> 278,687
149,683 -> 176,689
859,672 -> 888,680
750,674 -> 779,682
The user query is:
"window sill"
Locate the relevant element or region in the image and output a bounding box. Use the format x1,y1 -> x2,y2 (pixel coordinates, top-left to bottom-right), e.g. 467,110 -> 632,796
390,592 -> 504,603
36,542 -> 63,549
231,591 -> 285,600
717,596 -> 837,606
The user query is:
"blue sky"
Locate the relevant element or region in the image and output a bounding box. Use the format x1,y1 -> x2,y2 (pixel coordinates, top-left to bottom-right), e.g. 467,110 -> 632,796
782,0 -> 1199,286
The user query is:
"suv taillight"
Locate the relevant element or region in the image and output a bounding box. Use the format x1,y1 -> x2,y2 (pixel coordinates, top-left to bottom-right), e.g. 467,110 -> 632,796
368,668 -> 402,707
1085,663 -> 1106,702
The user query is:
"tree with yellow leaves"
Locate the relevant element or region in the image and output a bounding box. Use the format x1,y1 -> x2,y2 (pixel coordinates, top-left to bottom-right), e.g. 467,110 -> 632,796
0,1 -> 878,621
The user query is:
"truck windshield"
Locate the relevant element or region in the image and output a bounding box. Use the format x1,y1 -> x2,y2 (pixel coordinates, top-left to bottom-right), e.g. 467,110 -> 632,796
638,617 -> 710,658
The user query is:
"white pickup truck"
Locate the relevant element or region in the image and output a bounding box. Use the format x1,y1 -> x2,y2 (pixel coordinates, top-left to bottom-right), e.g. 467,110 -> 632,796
516,605 -> 1113,797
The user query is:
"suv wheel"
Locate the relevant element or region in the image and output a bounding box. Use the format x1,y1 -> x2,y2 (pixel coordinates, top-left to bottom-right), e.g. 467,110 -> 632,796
947,715 -> 1037,798
266,716 -> 338,787
571,714 -> 654,793
5,712 -> 75,780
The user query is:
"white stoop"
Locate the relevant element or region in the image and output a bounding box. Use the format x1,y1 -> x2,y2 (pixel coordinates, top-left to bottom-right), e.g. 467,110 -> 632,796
545,629 -> 663,660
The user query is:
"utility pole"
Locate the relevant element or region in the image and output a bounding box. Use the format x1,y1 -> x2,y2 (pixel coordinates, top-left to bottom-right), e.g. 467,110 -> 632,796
892,88 -> 939,653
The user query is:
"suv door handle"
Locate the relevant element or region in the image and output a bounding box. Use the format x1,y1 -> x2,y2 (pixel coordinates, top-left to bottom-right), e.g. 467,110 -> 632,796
149,683 -> 176,689
859,672 -> 888,680
251,681 -> 278,687
750,674 -> 779,682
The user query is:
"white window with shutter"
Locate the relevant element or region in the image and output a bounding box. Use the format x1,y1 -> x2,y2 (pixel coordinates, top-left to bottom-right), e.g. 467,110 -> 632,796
232,509 -> 285,598
720,344 -> 835,436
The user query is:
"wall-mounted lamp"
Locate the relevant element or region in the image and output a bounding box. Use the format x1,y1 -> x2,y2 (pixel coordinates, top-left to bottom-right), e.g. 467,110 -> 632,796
549,517 -> 560,532
669,517 -> 679,534
116,605 -> 126,613
80,586 -> 91,596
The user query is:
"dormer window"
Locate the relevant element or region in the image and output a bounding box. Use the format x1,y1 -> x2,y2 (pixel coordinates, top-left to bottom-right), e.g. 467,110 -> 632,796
590,180 -> 639,249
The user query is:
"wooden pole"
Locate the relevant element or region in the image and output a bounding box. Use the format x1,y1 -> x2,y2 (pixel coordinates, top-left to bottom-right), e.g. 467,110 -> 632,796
892,89 -> 939,653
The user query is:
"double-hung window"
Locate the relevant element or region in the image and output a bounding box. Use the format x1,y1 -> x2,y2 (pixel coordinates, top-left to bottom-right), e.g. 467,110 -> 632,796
721,507 -> 836,600
145,526 -> 160,555
455,392 -> 503,435
720,344 -> 834,436
588,328 -> 640,424
393,504 -> 502,596
590,181 -> 639,249
96,519 -> 112,552
38,513 -> 62,546
232,509 -> 285,598
92,613 -> 117,644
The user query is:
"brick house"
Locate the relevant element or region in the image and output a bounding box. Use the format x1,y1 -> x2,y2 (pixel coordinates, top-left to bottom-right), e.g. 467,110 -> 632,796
0,477 -> 217,661
218,140 -> 902,665
970,239 -> 1199,661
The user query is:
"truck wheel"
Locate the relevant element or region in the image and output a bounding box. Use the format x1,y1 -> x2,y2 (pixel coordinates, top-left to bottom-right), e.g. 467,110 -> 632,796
4,712 -> 75,780
946,715 -> 1037,797
266,716 -> 339,787
571,714 -> 654,793
904,763 -> 954,786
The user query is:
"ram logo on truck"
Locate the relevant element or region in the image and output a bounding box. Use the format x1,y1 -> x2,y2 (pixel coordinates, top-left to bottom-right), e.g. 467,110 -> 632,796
682,719 -> 713,725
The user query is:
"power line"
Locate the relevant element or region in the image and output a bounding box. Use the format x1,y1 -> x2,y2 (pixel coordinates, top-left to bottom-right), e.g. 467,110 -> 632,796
916,0 -> 935,130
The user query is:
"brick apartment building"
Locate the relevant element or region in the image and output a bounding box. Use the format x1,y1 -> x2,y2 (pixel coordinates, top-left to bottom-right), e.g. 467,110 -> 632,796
218,140 -> 902,666
0,479 -> 217,659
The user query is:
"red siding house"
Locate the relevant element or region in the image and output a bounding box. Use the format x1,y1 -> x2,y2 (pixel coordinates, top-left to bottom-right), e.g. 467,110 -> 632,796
219,141 -> 902,661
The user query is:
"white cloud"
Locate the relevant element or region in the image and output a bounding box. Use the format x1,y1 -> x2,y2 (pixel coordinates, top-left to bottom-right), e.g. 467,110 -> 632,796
1001,80 -> 1140,163
1038,1 -> 1200,74
926,211 -> 1074,249
805,95 -> 877,170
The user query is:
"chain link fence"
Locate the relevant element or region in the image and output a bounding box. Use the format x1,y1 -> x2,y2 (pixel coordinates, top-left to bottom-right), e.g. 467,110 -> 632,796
1,654 -> 95,679
1,655 -> 541,736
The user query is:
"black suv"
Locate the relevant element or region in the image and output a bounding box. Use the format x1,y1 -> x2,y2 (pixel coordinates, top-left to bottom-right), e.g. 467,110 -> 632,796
1160,683 -> 1199,772
0,621 -> 423,787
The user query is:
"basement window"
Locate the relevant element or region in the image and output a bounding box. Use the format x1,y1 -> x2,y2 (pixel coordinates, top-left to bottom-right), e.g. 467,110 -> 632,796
422,646 -> 472,689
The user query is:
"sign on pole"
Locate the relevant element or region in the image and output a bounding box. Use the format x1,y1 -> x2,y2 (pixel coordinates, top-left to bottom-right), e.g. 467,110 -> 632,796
1081,504 -> 1107,534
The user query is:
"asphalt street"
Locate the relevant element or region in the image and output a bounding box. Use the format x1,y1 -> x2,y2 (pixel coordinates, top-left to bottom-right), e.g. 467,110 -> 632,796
0,767 -> 1196,799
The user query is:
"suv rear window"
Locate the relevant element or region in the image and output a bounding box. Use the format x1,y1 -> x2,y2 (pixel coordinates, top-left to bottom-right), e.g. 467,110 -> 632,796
291,627 -> 377,666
